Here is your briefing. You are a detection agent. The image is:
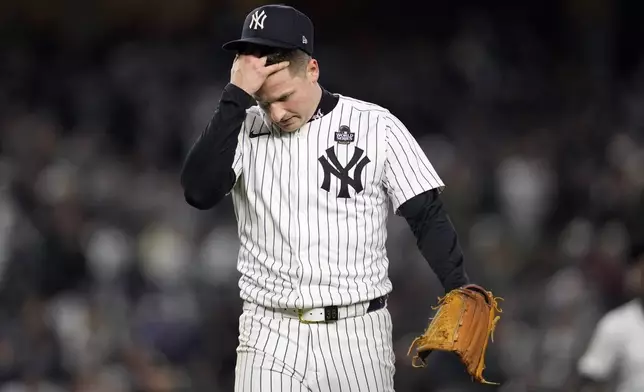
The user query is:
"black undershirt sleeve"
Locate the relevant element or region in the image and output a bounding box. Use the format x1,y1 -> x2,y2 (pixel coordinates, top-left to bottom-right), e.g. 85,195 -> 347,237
398,189 -> 470,292
180,83 -> 255,210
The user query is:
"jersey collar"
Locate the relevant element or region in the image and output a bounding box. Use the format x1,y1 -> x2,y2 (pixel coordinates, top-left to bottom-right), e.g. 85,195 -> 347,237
307,86 -> 339,123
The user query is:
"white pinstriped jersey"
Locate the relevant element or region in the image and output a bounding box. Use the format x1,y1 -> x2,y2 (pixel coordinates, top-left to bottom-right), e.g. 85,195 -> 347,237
230,94 -> 444,309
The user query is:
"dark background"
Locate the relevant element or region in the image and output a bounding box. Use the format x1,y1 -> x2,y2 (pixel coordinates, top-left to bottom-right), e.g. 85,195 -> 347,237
0,0 -> 643,391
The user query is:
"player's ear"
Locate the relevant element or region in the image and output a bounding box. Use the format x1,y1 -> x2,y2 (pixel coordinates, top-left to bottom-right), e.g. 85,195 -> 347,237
307,58 -> 319,83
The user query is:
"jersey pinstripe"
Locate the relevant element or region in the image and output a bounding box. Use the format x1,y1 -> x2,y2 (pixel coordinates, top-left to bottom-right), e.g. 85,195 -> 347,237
230,94 -> 444,310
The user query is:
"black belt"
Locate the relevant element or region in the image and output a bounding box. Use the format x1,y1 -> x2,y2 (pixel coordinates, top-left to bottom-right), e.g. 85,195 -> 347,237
322,294 -> 388,322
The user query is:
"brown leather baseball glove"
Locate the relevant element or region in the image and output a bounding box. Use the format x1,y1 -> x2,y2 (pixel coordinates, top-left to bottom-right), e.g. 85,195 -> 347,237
407,284 -> 503,385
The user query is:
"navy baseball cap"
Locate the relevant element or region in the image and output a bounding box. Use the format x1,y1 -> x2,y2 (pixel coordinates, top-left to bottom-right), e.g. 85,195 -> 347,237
222,4 -> 314,56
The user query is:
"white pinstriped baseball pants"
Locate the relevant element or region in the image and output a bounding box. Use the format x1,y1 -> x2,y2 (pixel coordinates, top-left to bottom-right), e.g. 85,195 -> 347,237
234,302 -> 396,392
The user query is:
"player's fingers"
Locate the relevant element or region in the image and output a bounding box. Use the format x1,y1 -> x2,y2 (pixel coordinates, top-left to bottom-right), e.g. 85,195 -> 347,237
265,61 -> 290,74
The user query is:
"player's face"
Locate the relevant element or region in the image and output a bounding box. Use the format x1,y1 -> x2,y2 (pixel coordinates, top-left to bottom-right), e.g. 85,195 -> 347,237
255,59 -> 319,132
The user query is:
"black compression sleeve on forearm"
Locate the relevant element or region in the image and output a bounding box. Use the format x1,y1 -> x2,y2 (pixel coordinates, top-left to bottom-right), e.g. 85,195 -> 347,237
180,83 -> 254,210
398,189 -> 470,292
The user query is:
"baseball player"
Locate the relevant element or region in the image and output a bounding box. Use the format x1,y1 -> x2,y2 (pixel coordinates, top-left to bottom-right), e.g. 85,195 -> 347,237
575,240 -> 644,392
180,4 -> 473,391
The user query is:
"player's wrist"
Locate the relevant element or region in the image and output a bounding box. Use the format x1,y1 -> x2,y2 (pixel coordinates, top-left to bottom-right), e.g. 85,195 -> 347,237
225,82 -> 256,107
229,80 -> 257,97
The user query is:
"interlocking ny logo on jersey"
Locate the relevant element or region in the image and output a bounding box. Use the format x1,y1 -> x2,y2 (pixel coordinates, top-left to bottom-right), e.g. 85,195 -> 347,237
249,10 -> 267,30
318,147 -> 370,198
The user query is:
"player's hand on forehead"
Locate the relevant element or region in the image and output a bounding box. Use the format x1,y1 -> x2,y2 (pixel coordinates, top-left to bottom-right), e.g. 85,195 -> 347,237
230,50 -> 290,96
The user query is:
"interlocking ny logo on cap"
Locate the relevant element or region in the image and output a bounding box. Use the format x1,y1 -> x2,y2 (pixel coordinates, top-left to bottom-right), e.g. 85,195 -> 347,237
249,10 -> 267,30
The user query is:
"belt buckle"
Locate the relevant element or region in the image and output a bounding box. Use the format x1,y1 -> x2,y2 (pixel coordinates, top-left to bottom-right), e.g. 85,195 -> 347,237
297,309 -> 310,324
297,306 -> 339,323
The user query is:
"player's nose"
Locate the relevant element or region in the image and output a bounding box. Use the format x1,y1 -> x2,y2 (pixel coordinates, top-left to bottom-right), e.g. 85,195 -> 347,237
269,105 -> 287,123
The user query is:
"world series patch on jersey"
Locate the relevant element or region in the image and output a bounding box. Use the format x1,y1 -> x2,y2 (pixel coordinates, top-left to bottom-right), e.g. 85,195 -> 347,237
334,125 -> 355,144
229,93 -> 445,311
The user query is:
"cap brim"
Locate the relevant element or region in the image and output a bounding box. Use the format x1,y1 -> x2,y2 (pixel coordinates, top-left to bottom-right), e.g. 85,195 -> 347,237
222,38 -> 299,53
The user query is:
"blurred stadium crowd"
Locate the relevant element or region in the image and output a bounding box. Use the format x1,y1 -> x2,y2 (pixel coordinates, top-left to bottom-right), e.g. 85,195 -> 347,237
0,1 -> 643,391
